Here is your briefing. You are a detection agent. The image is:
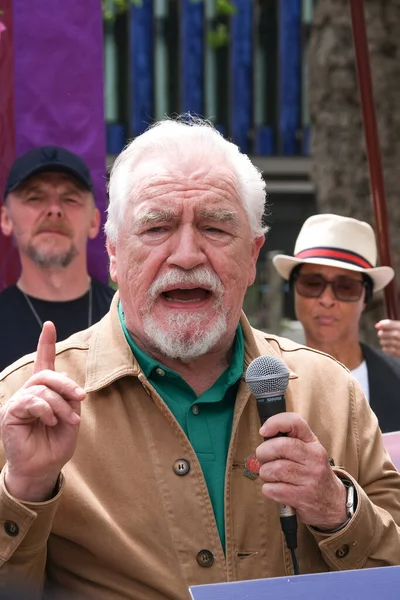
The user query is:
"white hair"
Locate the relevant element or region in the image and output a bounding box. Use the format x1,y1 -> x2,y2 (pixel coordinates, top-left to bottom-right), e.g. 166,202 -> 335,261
105,115 -> 268,242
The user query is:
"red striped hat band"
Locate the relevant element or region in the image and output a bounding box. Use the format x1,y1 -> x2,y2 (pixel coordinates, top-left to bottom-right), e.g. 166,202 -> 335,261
295,247 -> 373,269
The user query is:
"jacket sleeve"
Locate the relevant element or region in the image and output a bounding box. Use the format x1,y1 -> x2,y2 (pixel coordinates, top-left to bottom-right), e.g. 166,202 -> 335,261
309,379 -> 400,569
0,468 -> 64,595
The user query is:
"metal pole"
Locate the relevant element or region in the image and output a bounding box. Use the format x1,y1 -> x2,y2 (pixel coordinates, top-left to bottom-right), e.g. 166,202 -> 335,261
349,0 -> 398,319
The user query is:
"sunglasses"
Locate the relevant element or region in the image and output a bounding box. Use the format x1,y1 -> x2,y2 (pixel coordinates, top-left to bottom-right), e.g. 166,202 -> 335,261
293,272 -> 367,302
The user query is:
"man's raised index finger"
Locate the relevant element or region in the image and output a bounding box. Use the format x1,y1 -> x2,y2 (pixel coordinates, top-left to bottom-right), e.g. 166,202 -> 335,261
33,321 -> 57,374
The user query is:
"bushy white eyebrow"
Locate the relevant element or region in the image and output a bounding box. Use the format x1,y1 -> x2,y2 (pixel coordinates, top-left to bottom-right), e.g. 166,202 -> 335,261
198,208 -> 237,223
133,206 -> 238,231
135,208 -> 179,227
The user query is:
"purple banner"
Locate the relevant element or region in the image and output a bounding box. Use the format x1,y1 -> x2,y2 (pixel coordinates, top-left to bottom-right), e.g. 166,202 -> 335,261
11,0 -> 108,283
0,0 -> 19,290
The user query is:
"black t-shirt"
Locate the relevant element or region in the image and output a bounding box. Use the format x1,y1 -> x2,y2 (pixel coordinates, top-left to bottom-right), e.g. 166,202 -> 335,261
0,279 -> 115,372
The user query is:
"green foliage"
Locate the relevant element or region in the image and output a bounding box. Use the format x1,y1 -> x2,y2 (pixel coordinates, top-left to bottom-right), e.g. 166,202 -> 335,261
102,0 -> 236,48
216,0 -> 236,16
102,0 -> 236,24
207,23 -> 230,48
209,1 -> 237,48
102,0 -> 142,21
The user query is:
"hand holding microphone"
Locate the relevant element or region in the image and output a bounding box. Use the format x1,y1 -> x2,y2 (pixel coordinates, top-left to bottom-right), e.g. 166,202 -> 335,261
245,356 -> 298,559
245,356 -> 349,572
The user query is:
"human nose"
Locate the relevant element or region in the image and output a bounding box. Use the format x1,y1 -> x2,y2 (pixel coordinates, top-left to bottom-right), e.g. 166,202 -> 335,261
318,282 -> 336,306
166,226 -> 207,270
45,197 -> 64,218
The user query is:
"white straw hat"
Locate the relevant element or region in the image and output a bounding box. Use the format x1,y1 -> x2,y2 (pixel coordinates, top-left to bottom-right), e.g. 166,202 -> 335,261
272,214 -> 394,293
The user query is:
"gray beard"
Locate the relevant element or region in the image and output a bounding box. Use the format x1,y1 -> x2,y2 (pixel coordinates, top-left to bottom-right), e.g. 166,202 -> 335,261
26,243 -> 78,268
141,266 -> 228,361
142,309 -> 228,362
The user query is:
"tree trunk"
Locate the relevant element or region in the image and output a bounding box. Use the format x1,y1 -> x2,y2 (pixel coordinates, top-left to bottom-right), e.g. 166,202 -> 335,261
308,0 -> 400,346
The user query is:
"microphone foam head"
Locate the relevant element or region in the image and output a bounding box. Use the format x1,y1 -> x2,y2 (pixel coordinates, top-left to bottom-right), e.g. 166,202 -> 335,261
245,355 -> 290,397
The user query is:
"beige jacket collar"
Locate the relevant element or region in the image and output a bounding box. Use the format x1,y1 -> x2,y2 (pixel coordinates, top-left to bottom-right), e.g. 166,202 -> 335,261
85,292 -> 298,393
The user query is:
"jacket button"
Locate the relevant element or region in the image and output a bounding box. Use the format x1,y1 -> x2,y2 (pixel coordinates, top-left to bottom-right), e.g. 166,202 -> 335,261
173,459 -> 190,476
196,549 -> 214,567
4,521 -> 19,537
335,544 -> 350,559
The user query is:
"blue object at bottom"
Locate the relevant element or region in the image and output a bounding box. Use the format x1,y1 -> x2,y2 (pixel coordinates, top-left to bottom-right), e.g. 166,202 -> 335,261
190,565 -> 400,600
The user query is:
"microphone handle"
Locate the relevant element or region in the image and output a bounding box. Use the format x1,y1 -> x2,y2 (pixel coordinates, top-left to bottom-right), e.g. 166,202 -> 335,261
256,393 -> 286,426
256,394 -> 298,549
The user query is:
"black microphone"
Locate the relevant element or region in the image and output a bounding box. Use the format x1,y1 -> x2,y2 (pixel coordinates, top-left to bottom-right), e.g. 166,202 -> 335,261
245,355 -> 298,568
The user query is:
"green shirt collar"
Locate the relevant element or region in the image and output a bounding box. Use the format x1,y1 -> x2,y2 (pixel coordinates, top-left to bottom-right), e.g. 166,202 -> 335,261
118,301 -> 244,392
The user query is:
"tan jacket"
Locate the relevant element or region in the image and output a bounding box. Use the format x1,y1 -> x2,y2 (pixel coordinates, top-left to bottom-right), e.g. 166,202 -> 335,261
0,295 -> 400,599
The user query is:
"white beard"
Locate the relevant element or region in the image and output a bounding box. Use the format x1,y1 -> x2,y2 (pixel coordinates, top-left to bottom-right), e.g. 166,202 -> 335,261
141,267 -> 228,361
143,310 -> 228,361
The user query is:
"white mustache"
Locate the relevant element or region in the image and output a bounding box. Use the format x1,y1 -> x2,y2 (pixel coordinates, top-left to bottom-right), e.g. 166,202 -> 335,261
148,267 -> 224,301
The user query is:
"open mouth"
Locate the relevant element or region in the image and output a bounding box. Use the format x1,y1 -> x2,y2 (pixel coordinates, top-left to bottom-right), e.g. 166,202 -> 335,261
161,288 -> 212,303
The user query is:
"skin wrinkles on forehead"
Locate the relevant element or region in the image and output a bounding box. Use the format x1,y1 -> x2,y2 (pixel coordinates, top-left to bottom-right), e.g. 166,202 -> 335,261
130,165 -> 241,205
130,173 -> 243,233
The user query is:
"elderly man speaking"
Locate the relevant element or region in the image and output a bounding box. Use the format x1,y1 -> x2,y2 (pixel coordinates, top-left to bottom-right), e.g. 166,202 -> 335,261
0,118 -> 399,600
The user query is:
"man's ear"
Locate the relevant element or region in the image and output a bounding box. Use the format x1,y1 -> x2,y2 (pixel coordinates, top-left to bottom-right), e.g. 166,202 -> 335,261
0,204 -> 13,237
247,235 -> 265,286
88,207 -> 101,240
107,239 -> 118,283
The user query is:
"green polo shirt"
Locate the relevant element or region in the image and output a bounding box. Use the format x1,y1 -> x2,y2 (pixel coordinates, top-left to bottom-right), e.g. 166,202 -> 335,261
118,303 -> 244,549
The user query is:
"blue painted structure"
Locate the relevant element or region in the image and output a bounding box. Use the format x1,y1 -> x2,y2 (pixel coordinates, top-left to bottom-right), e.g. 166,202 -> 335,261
278,0 -> 302,155
106,0 -> 309,157
181,0 -> 204,115
129,0 -> 154,136
230,0 -> 253,153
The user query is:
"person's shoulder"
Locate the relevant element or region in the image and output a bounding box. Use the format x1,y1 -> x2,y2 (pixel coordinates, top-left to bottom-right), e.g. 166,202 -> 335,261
361,342 -> 400,374
91,278 -> 116,300
251,327 -> 349,374
0,324 -> 94,391
0,285 -> 25,326
0,284 -> 21,304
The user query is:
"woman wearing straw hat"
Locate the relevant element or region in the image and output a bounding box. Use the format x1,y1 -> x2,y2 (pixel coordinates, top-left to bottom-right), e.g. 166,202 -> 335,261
273,213 -> 400,433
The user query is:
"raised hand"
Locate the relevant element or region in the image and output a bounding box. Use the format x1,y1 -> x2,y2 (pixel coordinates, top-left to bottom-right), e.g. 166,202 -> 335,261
375,319 -> 400,358
0,322 -> 85,502
256,412 -> 347,530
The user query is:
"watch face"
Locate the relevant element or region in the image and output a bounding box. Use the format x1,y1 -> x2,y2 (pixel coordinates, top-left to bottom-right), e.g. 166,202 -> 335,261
345,484 -> 355,518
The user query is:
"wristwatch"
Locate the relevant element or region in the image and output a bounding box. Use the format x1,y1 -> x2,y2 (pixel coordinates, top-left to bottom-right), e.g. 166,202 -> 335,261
312,479 -> 356,534
326,479 -> 356,533
344,479 -> 355,520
